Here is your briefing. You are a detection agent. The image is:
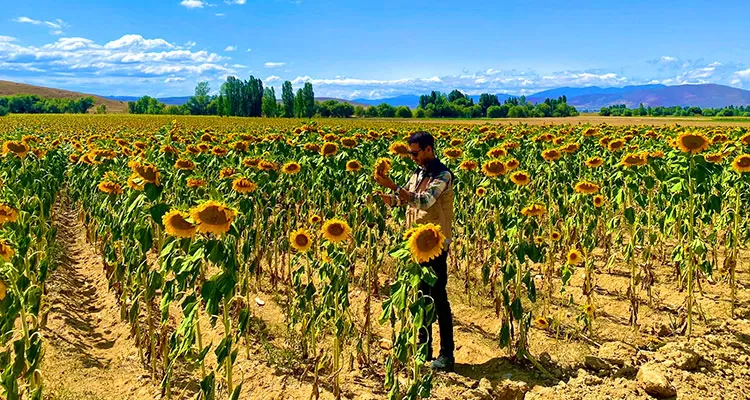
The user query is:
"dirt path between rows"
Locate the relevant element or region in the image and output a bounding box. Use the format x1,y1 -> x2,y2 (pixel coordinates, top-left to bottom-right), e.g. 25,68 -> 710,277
42,202 -> 161,400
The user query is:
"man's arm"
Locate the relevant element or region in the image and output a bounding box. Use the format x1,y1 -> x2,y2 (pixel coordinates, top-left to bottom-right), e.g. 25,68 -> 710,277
404,170 -> 451,210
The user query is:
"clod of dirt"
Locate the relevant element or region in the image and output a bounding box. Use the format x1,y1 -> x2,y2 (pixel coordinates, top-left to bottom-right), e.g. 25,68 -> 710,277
659,342 -> 701,371
637,363 -> 677,398
584,355 -> 612,372
598,341 -> 637,367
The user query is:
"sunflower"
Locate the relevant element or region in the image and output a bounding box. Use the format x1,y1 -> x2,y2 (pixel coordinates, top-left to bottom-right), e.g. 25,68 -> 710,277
187,178 -> 206,188
583,303 -> 596,317
567,248 -> 583,266
402,226 -> 420,240
510,171 -> 531,186
258,160 -> 277,171
304,143 -> 321,153
459,159 -> 478,171
450,138 -> 464,147
486,147 -> 507,158
281,161 -> 302,175
593,195 -> 605,208
340,137 -> 357,148
0,204 -> 19,224
174,158 -> 196,171
3,141 -> 30,158
389,142 -> 410,157
220,167 -> 237,179
98,180 -> 123,195
132,162 -> 160,185
505,158 -> 520,170
740,133 -> 750,146
550,231 -> 561,241
607,139 -> 626,152
534,317 -> 549,330
408,224 -> 446,263
704,152 -> 726,163
69,154 -> 80,163
482,160 -> 506,177
162,210 -> 197,238
127,173 -> 144,191
649,150 -> 665,159
320,142 -> 339,157
561,142 -> 580,153
0,240 -> 14,263
0,279 -> 6,300
346,160 -> 362,172
535,236 -> 545,245
676,132 -> 710,154
585,156 -> 604,168
443,147 -> 463,160
732,154 -> 750,173
541,149 -> 561,161
476,187 -> 487,197
620,152 -> 647,167
521,203 -> 546,217
190,201 -> 235,236
574,181 -> 600,195
308,214 -> 322,224
289,229 -> 313,252
232,177 -> 258,194
321,219 -> 351,243
373,158 -> 392,177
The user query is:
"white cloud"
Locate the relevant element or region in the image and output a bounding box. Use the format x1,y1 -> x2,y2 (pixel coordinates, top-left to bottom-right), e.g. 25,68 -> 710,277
660,56 -> 678,63
180,0 -> 206,8
224,45 -> 236,51
164,77 -> 186,83
184,41 -> 197,48
0,36 -> 16,43
733,69 -> 750,79
225,0 -> 246,4
13,16 -> 68,35
105,34 -> 173,50
216,13 -> 225,16
246,48 -> 252,52
264,61 -> 285,68
264,75 -> 281,83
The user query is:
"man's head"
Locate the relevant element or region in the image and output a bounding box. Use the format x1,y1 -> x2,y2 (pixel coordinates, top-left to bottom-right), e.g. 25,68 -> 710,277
407,131 -> 436,167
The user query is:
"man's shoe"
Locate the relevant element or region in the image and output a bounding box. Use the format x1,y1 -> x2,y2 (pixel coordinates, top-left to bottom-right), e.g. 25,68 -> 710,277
429,355 -> 454,372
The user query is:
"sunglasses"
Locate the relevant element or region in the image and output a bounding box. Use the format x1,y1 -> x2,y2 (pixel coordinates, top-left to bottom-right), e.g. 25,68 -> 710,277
408,149 -> 421,157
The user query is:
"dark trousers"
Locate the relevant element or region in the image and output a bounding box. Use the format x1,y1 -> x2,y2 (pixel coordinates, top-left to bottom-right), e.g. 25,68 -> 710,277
418,248 -> 455,358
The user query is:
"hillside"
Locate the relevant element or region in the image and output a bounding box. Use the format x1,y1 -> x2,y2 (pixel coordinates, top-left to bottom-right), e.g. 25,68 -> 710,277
0,80 -> 128,113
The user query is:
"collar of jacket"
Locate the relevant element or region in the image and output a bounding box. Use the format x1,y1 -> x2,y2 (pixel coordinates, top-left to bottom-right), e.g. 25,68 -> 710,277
416,157 -> 448,177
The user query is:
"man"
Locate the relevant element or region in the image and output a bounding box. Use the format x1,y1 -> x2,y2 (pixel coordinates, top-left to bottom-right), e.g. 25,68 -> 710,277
374,131 -> 456,372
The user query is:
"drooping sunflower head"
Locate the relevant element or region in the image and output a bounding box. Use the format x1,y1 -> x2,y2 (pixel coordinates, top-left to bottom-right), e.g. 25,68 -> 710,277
450,138 -> 464,147
620,152 -> 648,167
505,158 -> 520,171
187,178 -> 206,188
373,158 -> 392,177
732,154 -> 750,173
3,141 -> 30,159
482,159 -> 506,177
561,142 -> 580,153
320,142 -> 339,157
220,167 -> 238,179
459,159 -> 478,171
281,161 -> 302,175
190,201 -> 235,236
162,210 -> 197,239
132,162 -> 160,185
98,180 -> 124,195
574,181 -> 600,195
340,137 -> 357,148
232,177 -> 258,194
567,248 -> 583,266
510,171 -> 531,186
607,139 -> 626,152
174,158 -> 196,171
304,143 -> 321,153
676,132 -> 710,154
258,160 -> 278,171
649,150 -> 665,159
585,156 -> 604,168
476,187 -> 487,197
289,228 -> 313,252
443,147 -> 463,160
0,204 -> 19,225
521,203 -> 546,217
321,218 -> 351,243
740,132 -> 750,146
593,194 -> 605,208
408,224 -> 446,263
704,152 -> 726,164
389,141 -> 410,157
127,173 -> 144,191
541,148 -> 561,162
0,240 -> 14,263
346,160 -> 362,172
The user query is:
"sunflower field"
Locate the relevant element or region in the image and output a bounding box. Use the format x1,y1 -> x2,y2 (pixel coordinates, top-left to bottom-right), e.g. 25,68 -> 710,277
0,114 -> 749,399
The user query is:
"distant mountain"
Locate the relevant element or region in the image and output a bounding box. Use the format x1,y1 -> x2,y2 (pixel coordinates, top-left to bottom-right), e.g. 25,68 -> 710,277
1,80 -> 128,113
526,84 -> 667,103
564,84 -> 750,109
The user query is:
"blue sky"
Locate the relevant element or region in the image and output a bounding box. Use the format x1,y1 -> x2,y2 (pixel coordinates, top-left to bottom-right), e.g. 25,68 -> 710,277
1,0 -> 750,99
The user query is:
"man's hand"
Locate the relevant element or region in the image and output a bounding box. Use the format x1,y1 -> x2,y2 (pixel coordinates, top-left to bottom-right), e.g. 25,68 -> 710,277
374,173 -> 398,191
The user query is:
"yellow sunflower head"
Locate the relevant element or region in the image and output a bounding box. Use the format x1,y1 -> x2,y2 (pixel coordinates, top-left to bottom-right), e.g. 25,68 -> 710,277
505,158 -> 520,170
459,159 -> 478,171
0,204 -> 19,225
98,180 -> 123,195
281,161 -> 302,175
732,154 -> 750,173
476,187 -> 487,197
162,210 -> 197,239
510,171 -> 531,186
127,173 -> 145,191
567,248 -> 583,266
486,147 -> 507,158
190,201 -> 235,236
320,142 -> 339,157
620,152 -> 647,167
0,279 -> 6,300
521,203 -> 546,217
704,152 -> 726,164
373,157 -> 392,177
443,147 -> 463,160
187,178 -> 206,188
740,132 -> 750,146
574,181 -> 600,195
408,224 -> 446,263
3,141 -> 30,159
481,159 -> 506,177
593,194 -> 605,208
583,303 -> 596,317
346,159 -> 362,172
585,156 -> 604,168
321,218 -> 351,243
535,317 -> 550,330
389,141 -> 410,157
308,214 -> 322,224
304,143 -> 321,153
541,148 -> 561,161
551,231 -> 561,241
0,240 -> 14,263
131,162 -> 160,185
220,167 -> 238,179
607,139 -> 626,152
290,228 -> 313,252
232,177 -> 258,194
340,137 -> 357,148
676,132 -> 710,154
174,158 -> 196,171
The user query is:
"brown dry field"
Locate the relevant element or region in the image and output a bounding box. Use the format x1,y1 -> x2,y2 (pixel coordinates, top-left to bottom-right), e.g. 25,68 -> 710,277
0,80 -> 128,113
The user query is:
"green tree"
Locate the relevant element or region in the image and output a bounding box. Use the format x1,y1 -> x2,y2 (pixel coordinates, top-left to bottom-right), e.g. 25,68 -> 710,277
95,104 -> 107,114
354,105 -> 366,117
376,103 -> 396,117
294,88 -> 305,117
282,81 -> 295,117
262,86 -> 279,117
487,105 -> 506,118
186,81 -> 211,115
302,82 -> 315,118
395,106 -> 413,118
0,104 -> 8,116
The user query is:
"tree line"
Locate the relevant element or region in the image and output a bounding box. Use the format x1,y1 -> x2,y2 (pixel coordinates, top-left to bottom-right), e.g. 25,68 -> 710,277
599,104 -> 750,117
0,95 -> 95,116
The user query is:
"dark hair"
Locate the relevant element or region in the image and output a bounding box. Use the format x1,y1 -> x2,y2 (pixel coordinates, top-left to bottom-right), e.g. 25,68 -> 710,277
408,131 -> 435,150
